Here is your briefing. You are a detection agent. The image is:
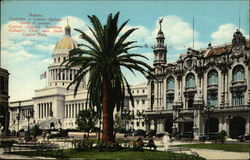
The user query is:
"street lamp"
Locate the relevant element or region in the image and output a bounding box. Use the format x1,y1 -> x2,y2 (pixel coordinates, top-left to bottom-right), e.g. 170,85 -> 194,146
204,106 -> 214,136
16,114 -> 20,136
25,109 -> 34,138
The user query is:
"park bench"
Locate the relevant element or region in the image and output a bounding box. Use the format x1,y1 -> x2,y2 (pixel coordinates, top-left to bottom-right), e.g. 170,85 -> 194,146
11,142 -> 63,157
143,142 -> 157,150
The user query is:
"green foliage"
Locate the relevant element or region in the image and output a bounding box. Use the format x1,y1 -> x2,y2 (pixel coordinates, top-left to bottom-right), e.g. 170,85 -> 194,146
73,140 -> 94,151
75,109 -> 98,139
114,114 -> 126,133
219,130 -> 227,143
30,125 -> 42,138
96,141 -> 122,152
11,149 -> 205,160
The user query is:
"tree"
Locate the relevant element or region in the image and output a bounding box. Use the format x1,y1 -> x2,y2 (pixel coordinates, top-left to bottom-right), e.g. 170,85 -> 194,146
114,114 -> 126,134
64,12 -> 152,142
30,125 -> 42,139
76,109 -> 98,139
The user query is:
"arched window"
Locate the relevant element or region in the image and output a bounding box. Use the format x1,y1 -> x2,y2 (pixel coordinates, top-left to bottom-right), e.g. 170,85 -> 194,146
186,73 -> 195,88
167,77 -> 175,90
208,70 -> 218,85
233,65 -> 244,81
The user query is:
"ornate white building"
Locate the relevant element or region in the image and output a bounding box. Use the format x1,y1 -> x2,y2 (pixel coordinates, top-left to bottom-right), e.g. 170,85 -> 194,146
145,22 -> 250,139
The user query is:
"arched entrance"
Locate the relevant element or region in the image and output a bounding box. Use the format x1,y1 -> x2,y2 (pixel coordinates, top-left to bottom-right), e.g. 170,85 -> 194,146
164,119 -> 173,134
229,117 -> 245,139
184,122 -> 193,133
50,122 -> 55,130
205,118 -> 219,133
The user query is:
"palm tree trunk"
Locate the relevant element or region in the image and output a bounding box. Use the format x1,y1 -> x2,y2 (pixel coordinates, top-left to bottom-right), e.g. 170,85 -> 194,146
102,76 -> 114,142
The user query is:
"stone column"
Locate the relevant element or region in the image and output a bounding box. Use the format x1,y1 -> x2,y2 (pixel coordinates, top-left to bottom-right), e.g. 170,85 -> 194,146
219,116 -> 223,132
193,109 -> 201,140
43,103 -> 47,118
41,104 -> 43,119
68,105 -> 71,118
72,104 -> 74,118
225,117 -> 230,135
156,119 -> 164,133
75,104 -> 77,118
245,115 -> 250,135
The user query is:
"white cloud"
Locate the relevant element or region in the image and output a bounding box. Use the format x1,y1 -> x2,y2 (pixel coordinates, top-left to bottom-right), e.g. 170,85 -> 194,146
41,58 -> 52,65
19,40 -> 33,46
46,16 -> 88,38
211,24 -> 250,46
34,44 -> 55,53
211,23 -> 245,45
2,49 -> 36,64
145,15 -> 202,50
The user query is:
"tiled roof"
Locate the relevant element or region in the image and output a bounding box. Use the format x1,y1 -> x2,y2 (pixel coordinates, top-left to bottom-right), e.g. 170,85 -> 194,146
201,40 -> 250,57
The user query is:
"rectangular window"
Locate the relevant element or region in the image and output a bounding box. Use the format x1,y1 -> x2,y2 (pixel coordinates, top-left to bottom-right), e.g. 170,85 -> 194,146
166,97 -> 174,110
232,92 -> 244,106
142,100 -> 145,104
207,93 -> 218,107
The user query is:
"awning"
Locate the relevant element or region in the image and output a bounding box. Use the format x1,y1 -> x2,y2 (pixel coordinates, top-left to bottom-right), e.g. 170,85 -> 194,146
173,116 -> 193,123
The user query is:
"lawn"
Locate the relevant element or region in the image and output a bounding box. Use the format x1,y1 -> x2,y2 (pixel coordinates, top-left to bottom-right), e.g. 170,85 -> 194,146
11,149 -> 205,160
172,143 -> 250,152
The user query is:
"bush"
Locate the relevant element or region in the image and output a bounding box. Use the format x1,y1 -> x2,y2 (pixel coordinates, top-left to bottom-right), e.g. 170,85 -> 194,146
73,139 -> 93,151
0,140 -> 16,153
219,130 -> 227,143
96,141 -> 122,152
31,125 -> 42,138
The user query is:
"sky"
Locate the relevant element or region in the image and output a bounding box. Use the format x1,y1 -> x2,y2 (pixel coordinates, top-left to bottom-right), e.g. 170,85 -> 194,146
1,0 -> 249,101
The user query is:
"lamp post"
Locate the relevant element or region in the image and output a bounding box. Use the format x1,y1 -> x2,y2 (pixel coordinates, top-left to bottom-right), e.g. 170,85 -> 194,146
16,114 -> 20,135
204,106 -> 214,136
25,109 -> 34,138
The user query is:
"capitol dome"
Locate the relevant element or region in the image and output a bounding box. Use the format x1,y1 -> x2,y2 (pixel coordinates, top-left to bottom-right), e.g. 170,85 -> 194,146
54,24 -> 78,51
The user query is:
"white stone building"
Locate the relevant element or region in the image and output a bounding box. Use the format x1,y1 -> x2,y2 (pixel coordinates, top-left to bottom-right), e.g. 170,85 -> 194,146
145,22 -> 250,139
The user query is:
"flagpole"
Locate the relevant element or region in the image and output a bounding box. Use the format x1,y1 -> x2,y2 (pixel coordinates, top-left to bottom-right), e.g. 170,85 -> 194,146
46,71 -> 47,88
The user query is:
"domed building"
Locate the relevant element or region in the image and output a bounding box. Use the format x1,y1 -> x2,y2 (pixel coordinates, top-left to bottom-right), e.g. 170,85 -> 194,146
8,24 -> 88,130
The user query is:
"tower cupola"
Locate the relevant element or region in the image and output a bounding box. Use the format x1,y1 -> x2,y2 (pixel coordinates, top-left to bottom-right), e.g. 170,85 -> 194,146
153,18 -> 167,66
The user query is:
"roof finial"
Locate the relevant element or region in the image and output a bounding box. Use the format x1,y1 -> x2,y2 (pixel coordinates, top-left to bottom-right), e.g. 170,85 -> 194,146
67,18 -> 69,25
159,18 -> 163,30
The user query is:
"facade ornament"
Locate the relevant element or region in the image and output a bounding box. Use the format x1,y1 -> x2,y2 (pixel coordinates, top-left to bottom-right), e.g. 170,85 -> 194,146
232,29 -> 246,52
193,89 -> 204,109
215,55 -> 233,74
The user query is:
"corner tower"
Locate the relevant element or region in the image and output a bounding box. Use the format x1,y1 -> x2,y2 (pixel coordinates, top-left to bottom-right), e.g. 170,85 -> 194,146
153,18 -> 167,66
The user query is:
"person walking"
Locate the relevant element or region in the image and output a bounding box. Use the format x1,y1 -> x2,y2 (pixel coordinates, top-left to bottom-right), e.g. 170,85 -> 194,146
162,132 -> 170,151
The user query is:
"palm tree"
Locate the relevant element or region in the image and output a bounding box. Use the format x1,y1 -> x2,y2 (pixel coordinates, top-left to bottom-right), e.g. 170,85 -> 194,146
64,12 -> 152,142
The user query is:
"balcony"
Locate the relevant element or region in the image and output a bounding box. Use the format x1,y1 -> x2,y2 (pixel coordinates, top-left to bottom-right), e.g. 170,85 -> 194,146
230,80 -> 247,92
184,87 -> 196,97
166,89 -> 174,95
210,105 -> 250,112
207,84 -> 218,92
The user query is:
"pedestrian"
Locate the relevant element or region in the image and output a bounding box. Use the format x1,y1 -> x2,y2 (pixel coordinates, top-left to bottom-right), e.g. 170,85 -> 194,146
162,132 -> 170,151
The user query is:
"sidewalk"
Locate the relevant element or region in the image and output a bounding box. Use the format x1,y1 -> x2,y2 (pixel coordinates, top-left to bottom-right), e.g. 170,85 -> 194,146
0,148 -> 56,159
153,140 -> 250,160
